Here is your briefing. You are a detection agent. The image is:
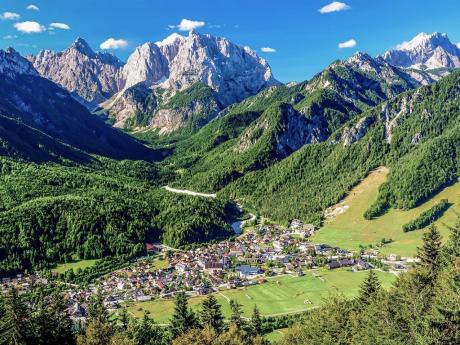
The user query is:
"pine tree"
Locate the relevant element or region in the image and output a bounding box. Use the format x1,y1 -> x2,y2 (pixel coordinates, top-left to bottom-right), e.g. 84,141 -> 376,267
418,225 -> 442,278
229,299 -> 245,330
0,287 -> 29,345
47,291 -> 75,345
133,313 -> 165,345
87,290 -> 109,324
170,292 -> 197,338
250,304 -> 263,336
118,308 -> 129,331
200,294 -> 224,332
358,270 -> 381,306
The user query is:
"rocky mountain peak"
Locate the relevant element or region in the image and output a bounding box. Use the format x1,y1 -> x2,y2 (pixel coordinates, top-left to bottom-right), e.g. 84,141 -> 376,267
0,48 -> 37,77
29,38 -> 125,107
70,37 -> 96,57
381,32 -> 460,70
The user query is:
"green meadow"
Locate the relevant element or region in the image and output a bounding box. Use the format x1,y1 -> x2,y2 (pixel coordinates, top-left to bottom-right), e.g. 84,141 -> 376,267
123,269 -> 395,324
312,167 -> 460,256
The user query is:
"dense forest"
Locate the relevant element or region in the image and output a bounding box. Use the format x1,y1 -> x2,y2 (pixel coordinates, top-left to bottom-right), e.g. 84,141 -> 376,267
1,218 -> 458,345
0,158 -> 236,275
162,69 -> 460,226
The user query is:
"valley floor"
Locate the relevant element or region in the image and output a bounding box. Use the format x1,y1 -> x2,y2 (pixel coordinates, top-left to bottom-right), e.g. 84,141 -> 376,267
313,167 -> 460,256
123,268 -> 395,324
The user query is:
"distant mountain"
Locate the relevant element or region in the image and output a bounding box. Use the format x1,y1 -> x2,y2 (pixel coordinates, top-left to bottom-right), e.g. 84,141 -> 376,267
122,30 -> 278,106
381,32 -> 460,77
29,31 -> 278,133
28,38 -> 124,108
0,48 -> 159,162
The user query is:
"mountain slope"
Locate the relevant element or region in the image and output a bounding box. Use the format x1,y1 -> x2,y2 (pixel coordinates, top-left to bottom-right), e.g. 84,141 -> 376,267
221,69 -> 460,225
29,38 -> 124,108
0,48 -> 159,162
169,52 -> 422,192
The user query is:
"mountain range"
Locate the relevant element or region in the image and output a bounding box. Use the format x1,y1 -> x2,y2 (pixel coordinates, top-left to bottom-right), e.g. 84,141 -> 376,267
1,29 -> 460,273
29,30 -> 278,133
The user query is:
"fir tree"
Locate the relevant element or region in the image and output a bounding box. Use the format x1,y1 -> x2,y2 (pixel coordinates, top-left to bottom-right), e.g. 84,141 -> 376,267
47,291 -> 75,345
200,294 -> 224,332
250,304 -> 263,336
133,313 -> 166,345
418,225 -> 442,278
170,292 -> 197,338
358,270 -> 381,306
229,299 -> 245,330
0,287 -> 29,345
87,290 -> 109,324
118,308 -> 129,331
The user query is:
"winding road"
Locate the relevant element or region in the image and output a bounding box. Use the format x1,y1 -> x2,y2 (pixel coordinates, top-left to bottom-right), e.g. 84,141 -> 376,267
163,186 -> 217,198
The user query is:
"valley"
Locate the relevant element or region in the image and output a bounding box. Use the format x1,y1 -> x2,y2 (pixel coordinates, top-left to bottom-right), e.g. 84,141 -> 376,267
0,5 -> 459,342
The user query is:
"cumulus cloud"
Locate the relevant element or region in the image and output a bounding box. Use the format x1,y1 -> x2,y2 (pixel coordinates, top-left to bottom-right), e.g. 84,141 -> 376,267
175,19 -> 205,31
261,47 -> 276,53
26,5 -> 40,11
14,21 -> 46,33
338,39 -> 357,48
50,22 -> 71,30
0,12 -> 21,20
457,43 -> 460,49
100,38 -> 128,50
319,1 -> 351,14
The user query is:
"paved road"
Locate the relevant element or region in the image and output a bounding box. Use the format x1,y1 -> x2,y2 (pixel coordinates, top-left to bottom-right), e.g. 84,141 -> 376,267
163,186 -> 217,198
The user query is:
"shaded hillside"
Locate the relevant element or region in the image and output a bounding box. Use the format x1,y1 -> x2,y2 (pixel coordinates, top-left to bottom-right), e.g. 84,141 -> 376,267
0,48 -> 161,163
168,53 -> 421,193
222,70 -> 460,225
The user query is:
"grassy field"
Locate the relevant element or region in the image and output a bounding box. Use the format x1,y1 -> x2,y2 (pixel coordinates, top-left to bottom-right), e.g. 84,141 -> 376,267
265,328 -> 289,342
124,269 -> 395,324
51,259 -> 97,274
312,167 -> 460,256
150,256 -> 169,271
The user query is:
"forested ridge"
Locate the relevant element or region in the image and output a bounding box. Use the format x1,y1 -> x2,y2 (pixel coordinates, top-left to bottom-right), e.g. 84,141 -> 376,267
165,69 -> 460,226
0,158 -> 236,275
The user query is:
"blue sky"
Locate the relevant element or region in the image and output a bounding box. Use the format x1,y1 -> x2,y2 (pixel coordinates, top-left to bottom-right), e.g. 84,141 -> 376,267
1,0 -> 460,82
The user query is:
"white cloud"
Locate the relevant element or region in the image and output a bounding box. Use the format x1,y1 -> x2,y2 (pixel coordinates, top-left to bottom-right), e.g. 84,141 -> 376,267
3,35 -> 18,40
176,18 -> 205,31
26,5 -> 40,11
14,21 -> 46,33
457,43 -> 460,49
319,1 -> 351,14
100,38 -> 128,50
261,47 -> 276,53
50,22 -> 71,30
0,12 -> 21,20
338,39 -> 357,48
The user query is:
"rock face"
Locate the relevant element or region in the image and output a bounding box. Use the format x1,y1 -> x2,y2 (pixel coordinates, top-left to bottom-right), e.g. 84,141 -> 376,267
0,48 -> 37,77
110,30 -> 278,131
28,38 -> 124,108
29,32 -> 278,133
381,32 -> 460,71
122,30 -> 278,106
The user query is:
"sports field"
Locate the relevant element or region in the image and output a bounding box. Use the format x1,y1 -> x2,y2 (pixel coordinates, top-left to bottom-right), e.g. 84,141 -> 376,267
124,268 -> 395,324
312,167 -> 459,256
